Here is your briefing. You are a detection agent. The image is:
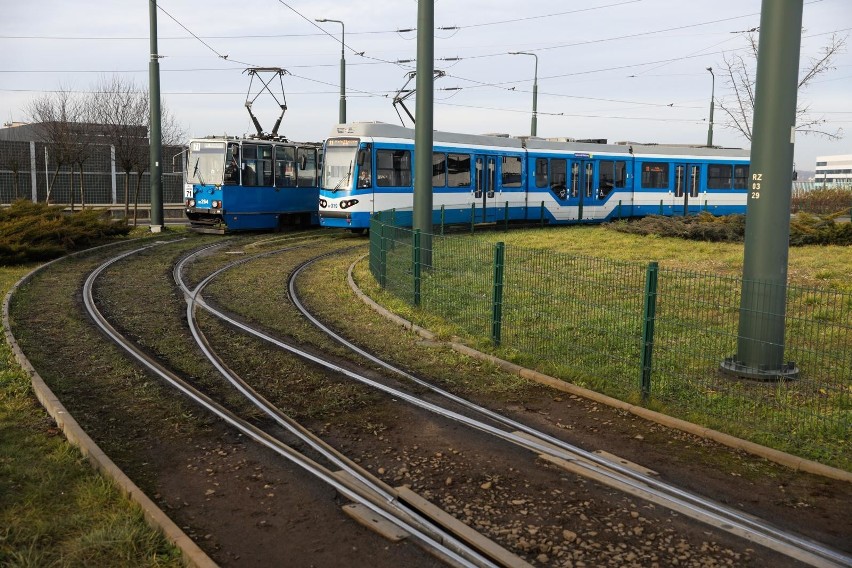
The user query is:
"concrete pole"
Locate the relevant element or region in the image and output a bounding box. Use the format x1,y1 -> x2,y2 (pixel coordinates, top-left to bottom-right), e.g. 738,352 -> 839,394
706,67 -> 715,147
316,19 -> 346,124
413,0 -> 434,267
148,0 -> 163,232
722,0 -> 803,380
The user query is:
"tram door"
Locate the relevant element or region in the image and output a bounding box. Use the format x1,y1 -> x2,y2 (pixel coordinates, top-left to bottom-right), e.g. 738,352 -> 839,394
569,159 -> 595,220
674,163 -> 701,216
474,155 -> 498,223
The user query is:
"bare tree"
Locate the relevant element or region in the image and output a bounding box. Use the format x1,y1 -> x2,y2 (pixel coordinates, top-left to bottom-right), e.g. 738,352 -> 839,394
718,31 -> 847,141
90,75 -> 186,223
90,76 -> 149,220
27,86 -> 83,203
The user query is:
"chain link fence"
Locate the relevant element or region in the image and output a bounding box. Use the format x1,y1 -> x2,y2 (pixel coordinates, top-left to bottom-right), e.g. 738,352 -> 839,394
0,139 -> 186,218
369,214 -> 851,469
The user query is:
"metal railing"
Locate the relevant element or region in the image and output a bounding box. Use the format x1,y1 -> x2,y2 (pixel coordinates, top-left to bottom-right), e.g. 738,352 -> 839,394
369,214 -> 851,470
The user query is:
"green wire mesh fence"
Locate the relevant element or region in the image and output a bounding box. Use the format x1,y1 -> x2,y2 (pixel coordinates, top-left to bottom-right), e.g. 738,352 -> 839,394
369,214 -> 851,468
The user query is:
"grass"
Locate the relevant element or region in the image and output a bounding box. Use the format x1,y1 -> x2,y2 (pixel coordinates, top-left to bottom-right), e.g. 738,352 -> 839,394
0,264 -> 182,567
365,223 -> 852,470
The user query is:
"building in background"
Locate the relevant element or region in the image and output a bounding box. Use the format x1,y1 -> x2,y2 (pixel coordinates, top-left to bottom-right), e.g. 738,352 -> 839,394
815,154 -> 852,187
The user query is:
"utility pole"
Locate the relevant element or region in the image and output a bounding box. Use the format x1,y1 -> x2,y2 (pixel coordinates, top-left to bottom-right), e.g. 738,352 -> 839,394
706,67 -> 715,147
148,0 -> 163,232
509,52 -> 539,137
413,0 -> 434,267
316,19 -> 346,124
721,0 -> 803,381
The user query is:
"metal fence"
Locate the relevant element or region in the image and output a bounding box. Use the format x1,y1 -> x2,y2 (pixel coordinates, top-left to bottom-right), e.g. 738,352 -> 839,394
0,139 -> 185,215
369,215 -> 851,469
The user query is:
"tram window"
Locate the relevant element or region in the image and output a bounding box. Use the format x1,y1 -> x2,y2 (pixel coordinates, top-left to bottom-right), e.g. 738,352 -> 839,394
241,144 -> 257,186
224,144 -> 239,185
641,162 -> 669,189
275,146 -> 296,188
733,165 -> 749,189
707,164 -> 733,189
376,149 -> 412,187
597,160 -> 627,198
447,153 -> 471,187
432,152 -> 446,187
535,158 -> 548,188
615,161 -> 626,188
551,159 -> 567,197
296,148 -> 318,187
258,145 -> 273,186
501,156 -> 522,187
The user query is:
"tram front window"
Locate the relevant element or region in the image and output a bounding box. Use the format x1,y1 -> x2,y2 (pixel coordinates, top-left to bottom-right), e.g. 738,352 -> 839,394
187,141 -> 226,186
322,138 -> 359,191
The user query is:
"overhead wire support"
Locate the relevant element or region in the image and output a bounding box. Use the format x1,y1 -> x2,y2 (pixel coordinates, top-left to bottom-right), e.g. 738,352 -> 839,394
243,67 -> 289,139
392,70 -> 445,126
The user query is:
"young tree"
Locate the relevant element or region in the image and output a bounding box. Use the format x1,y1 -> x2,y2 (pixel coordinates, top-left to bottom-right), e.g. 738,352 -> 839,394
718,31 -> 847,141
27,87 -> 83,203
90,76 -> 185,223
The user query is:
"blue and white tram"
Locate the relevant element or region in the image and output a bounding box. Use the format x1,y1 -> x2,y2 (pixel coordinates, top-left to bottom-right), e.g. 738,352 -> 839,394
318,122 -> 750,230
185,136 -> 321,232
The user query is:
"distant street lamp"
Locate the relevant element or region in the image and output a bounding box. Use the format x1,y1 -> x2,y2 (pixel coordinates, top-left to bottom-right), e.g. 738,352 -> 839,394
316,18 -> 346,124
706,66 -> 715,147
510,51 -> 538,137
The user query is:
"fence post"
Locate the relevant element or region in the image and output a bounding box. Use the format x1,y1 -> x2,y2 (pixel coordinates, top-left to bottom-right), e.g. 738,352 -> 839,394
504,200 -> 510,231
618,199 -> 622,220
659,200 -> 664,215
29,141 -> 37,203
440,204 -> 445,235
491,241 -> 505,346
640,261 -> 659,403
470,203 -> 475,234
540,200 -> 545,227
110,145 -> 118,205
413,229 -> 421,306
379,222 -> 388,288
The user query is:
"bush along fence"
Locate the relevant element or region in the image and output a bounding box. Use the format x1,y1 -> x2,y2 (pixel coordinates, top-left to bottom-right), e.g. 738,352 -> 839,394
369,214 -> 851,470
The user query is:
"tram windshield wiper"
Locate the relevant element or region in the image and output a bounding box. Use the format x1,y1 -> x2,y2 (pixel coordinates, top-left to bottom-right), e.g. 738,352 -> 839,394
193,158 -> 206,187
332,161 -> 352,193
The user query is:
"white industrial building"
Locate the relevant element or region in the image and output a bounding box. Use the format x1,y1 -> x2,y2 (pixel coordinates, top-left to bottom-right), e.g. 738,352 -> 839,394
815,154 -> 852,186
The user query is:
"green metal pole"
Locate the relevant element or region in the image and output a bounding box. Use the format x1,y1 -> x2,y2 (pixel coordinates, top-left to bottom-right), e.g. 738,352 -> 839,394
413,0 -> 434,268
413,229 -> 421,306
491,242 -> 505,346
148,0 -> 163,232
640,261 -> 658,403
723,0 -> 802,381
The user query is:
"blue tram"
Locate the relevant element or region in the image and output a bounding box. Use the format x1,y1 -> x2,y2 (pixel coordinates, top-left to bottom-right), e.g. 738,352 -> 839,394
184,136 -> 321,233
318,122 -> 750,230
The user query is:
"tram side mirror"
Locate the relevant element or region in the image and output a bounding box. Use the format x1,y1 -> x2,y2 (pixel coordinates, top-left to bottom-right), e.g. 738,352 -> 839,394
357,149 -> 367,167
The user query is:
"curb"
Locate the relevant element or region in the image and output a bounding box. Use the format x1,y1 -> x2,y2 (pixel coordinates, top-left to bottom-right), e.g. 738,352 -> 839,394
346,256 -> 852,484
2,249 -> 218,568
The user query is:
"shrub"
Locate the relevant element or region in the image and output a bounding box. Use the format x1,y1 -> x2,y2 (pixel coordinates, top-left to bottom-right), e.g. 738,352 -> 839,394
608,211 -> 852,246
0,200 -> 131,264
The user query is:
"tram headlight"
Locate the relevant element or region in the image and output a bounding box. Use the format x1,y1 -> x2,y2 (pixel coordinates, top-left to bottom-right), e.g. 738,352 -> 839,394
319,198 -> 327,208
187,199 -> 196,207
212,200 -> 221,208
339,199 -> 359,210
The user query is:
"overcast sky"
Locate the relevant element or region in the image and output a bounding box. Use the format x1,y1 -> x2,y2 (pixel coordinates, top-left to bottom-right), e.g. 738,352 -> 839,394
2,0 -> 850,171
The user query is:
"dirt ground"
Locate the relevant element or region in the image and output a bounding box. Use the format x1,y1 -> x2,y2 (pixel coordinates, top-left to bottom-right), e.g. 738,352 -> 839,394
9,237 -> 851,567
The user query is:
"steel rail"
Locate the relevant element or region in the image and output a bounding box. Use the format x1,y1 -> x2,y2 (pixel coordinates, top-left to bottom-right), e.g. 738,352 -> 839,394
174,246 -> 516,567
172,241 -> 850,568
83,242 -> 496,568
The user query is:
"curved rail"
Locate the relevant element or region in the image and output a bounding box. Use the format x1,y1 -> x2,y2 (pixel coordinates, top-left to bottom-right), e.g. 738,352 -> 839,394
173,241 -> 850,568
85,241 -> 498,568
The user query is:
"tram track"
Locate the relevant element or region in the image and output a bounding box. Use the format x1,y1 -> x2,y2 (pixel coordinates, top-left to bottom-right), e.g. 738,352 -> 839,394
16,231 -> 833,567
170,240 -> 851,568
84,240 -> 524,568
